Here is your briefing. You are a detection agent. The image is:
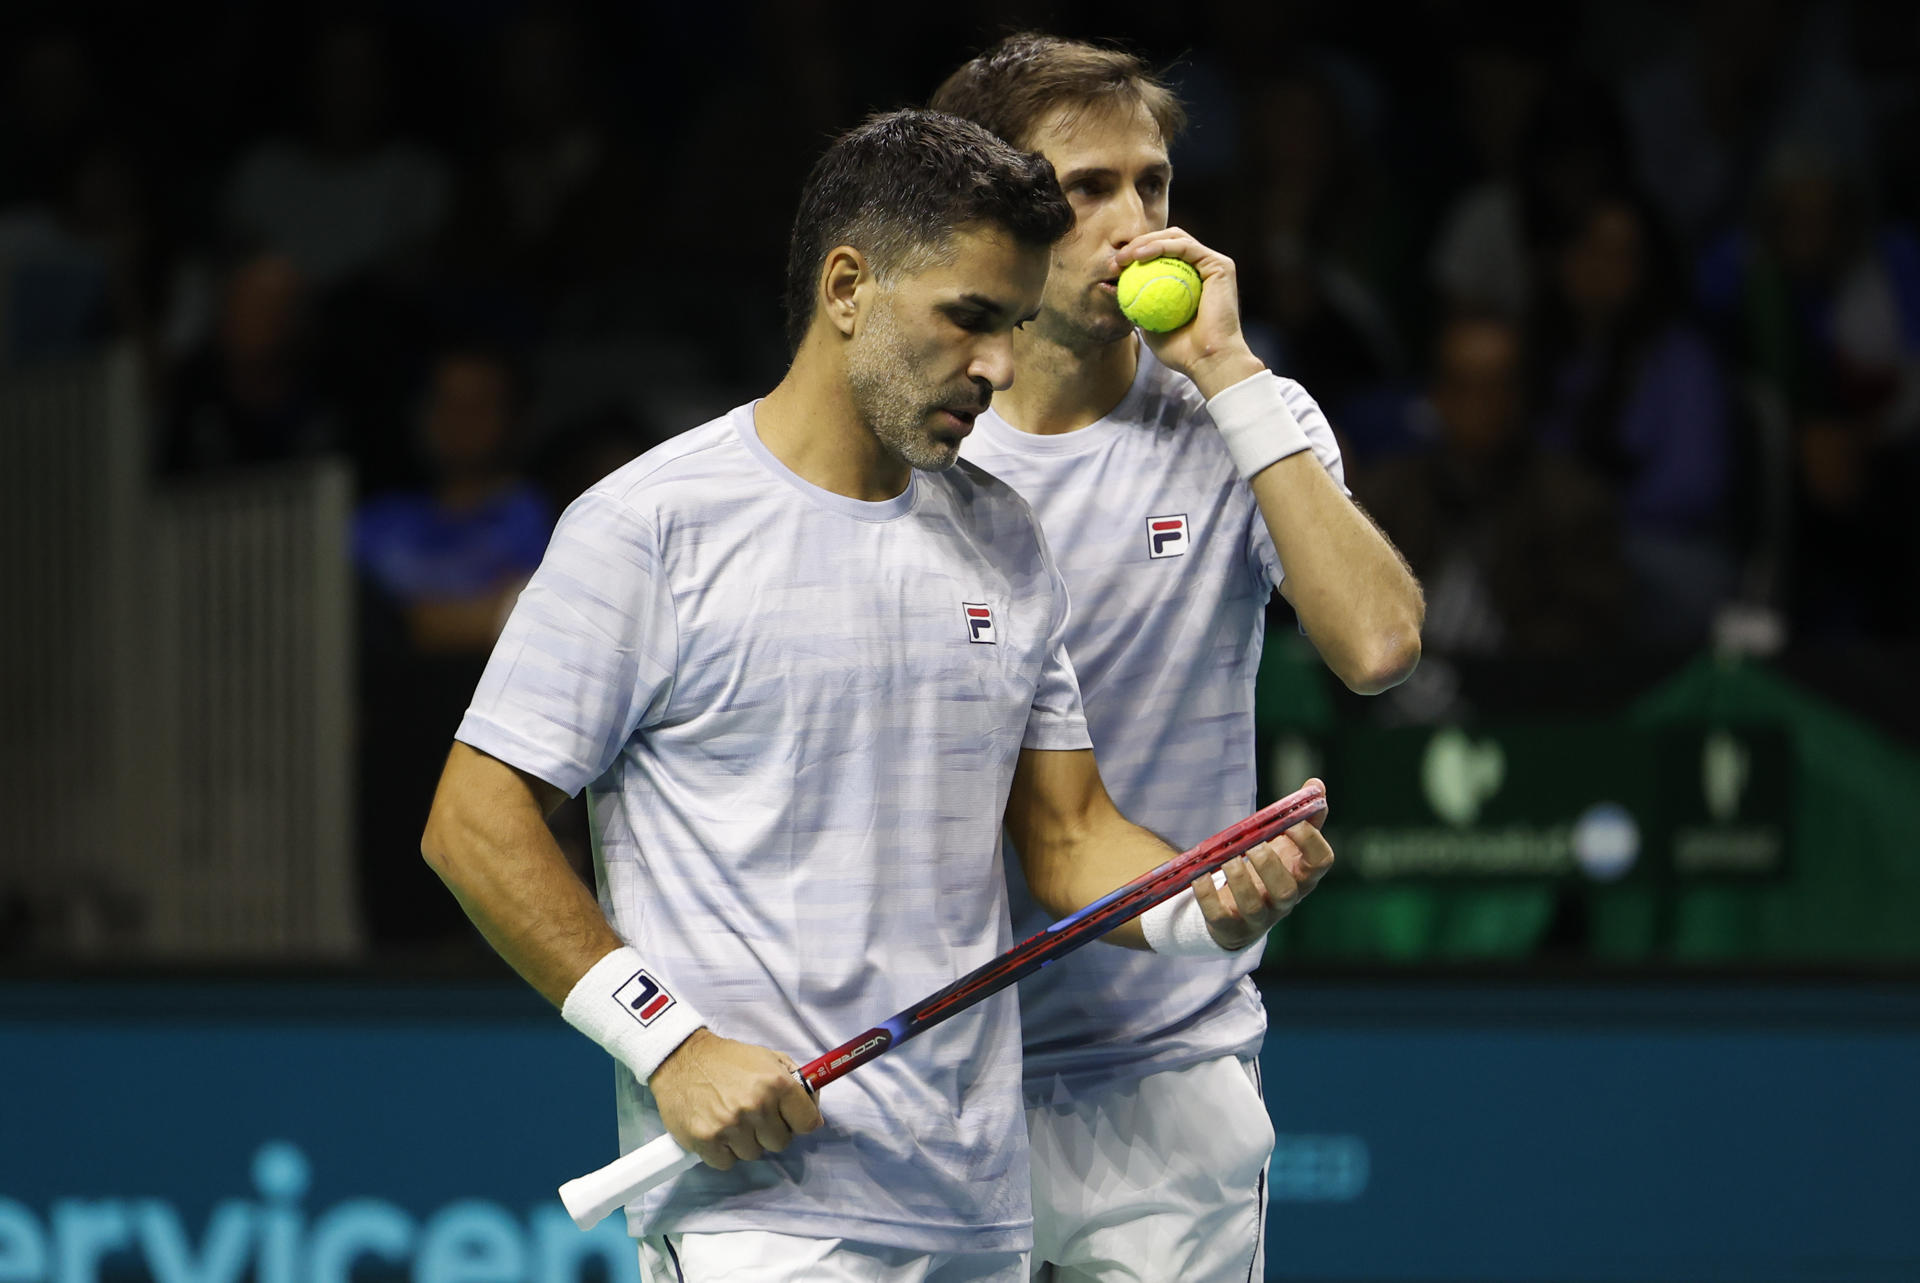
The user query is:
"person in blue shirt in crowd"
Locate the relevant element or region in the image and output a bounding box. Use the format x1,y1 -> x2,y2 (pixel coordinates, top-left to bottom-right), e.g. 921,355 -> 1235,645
354,345 -> 551,654
353,343 -> 553,955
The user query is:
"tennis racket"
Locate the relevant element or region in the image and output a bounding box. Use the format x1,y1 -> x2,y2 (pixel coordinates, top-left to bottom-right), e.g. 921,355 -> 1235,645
559,779 -> 1327,1228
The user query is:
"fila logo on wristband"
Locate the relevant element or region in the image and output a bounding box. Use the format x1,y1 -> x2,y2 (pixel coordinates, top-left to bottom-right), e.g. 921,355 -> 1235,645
615,969 -> 676,1025
963,602 -> 996,644
1147,514 -> 1189,558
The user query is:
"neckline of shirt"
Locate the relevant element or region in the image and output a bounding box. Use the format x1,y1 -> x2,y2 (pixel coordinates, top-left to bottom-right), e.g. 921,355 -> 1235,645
973,340 -> 1160,458
735,401 -> 923,522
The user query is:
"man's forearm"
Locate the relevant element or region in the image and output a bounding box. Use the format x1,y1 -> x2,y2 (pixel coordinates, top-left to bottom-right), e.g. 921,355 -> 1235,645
420,745 -> 624,1005
1252,456 -> 1423,694
1009,748 -> 1321,954
1015,806 -> 1177,950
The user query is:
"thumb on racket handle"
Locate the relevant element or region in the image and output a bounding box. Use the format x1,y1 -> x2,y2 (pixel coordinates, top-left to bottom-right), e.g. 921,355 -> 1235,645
558,1133 -> 698,1229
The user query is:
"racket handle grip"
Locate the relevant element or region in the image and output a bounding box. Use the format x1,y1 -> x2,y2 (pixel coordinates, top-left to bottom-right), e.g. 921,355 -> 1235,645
558,1134 -> 700,1229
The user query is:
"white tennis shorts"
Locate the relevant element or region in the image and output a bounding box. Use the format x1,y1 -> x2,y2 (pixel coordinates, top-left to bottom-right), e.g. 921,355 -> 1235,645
1027,1055 -> 1273,1283
638,1230 -> 1027,1283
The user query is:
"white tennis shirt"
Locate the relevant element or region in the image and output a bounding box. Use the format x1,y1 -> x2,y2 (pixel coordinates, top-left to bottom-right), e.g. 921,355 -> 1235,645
960,346 -> 1347,1098
456,404 -> 1091,1252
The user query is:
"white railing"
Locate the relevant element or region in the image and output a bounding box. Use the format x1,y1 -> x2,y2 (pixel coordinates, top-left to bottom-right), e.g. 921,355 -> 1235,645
0,348 -> 359,959
0,350 -> 146,953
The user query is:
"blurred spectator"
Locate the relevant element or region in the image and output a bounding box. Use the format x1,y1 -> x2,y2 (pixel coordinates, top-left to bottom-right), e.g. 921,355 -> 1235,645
1697,139 -> 1920,439
1618,0 -> 1873,249
654,0 -> 863,380
353,345 -> 552,955
1355,313 -> 1628,658
5,1 -> 1916,967
1430,76 -> 1635,321
1693,132 -> 1920,640
156,251 -> 336,475
440,11 -> 648,331
353,348 -> 550,654
1447,23 -> 1552,199
1238,59 -> 1402,415
0,30 -> 178,372
222,18 -> 450,296
1533,190 -> 1736,647
0,142 -> 167,369
212,17 -> 450,499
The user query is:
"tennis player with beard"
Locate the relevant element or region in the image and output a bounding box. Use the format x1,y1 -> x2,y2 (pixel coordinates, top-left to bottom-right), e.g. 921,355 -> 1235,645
421,109 -> 1335,1283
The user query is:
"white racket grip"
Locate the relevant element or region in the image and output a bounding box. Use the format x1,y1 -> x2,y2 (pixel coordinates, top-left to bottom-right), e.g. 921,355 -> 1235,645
558,1134 -> 700,1229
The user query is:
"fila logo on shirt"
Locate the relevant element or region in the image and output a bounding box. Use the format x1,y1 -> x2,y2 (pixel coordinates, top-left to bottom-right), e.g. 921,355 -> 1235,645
1147,513 -> 1190,558
615,969 -> 676,1025
963,601 -> 997,644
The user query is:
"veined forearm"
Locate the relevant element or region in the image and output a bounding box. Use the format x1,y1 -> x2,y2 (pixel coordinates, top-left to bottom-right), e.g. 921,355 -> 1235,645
1252,456 -> 1424,694
421,748 -> 624,1005
436,832 -> 620,1005
1019,813 -> 1179,950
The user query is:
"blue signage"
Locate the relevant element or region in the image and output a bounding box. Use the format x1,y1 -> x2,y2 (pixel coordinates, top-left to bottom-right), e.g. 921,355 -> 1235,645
3,981 -> 1916,1282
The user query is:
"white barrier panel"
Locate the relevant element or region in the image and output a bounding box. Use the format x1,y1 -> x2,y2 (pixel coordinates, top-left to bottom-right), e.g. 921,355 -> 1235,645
147,461 -> 358,957
0,349 -> 359,958
0,350 -> 145,952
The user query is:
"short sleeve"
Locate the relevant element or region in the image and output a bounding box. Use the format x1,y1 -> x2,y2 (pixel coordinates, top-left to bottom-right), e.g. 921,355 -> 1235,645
455,491 -> 678,796
1020,521 -> 1094,752
1246,375 -> 1351,593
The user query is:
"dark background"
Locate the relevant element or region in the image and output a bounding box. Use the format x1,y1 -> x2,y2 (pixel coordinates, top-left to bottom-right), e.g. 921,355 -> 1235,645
3,0 -> 1918,971
4,7 -> 1919,1279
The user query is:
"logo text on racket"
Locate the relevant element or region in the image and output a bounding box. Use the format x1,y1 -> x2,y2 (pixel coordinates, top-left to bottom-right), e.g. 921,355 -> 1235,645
827,1030 -> 891,1072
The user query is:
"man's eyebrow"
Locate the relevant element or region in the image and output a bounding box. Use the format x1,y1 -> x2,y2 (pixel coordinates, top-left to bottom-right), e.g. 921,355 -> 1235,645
949,293 -> 1011,317
1056,160 -> 1172,187
1055,165 -> 1115,188
945,295 -> 1040,327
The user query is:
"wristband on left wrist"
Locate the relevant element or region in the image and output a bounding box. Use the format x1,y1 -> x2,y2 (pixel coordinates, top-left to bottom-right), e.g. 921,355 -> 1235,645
1141,889 -> 1249,957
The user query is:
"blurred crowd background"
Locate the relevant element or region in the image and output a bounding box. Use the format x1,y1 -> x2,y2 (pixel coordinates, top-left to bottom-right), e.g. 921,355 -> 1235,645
4,0 -> 1918,968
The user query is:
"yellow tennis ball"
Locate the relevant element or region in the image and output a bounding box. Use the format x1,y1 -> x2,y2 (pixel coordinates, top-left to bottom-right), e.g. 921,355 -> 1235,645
1116,256 -> 1203,332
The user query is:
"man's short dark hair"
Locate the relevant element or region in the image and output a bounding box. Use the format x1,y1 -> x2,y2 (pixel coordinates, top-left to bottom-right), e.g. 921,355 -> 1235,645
782,108 -> 1073,356
930,33 -> 1188,154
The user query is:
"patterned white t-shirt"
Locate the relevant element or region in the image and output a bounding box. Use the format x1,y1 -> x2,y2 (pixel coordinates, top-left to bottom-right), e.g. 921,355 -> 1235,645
960,346 -> 1346,1098
456,403 -> 1091,1252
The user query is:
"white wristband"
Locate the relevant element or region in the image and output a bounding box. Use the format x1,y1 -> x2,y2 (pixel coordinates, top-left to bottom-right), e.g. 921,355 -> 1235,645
562,946 -> 708,1086
1141,883 -> 1244,958
1205,371 -> 1315,481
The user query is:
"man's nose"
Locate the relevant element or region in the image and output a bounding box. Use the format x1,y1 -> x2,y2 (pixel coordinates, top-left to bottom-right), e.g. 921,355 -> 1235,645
972,335 -> 1016,392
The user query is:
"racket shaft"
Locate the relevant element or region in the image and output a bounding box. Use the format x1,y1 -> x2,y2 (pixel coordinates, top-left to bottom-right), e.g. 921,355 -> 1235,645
799,783 -> 1326,1091
558,781 -> 1326,1228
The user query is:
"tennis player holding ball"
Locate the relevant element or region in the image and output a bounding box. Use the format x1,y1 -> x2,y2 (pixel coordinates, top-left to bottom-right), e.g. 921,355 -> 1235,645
934,36 -> 1425,1283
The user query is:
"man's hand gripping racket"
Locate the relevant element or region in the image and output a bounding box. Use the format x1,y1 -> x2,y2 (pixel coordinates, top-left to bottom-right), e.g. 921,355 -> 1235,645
558,780 -> 1328,1229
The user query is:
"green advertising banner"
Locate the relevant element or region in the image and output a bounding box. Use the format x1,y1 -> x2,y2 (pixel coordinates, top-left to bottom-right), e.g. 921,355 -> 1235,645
1253,649 -> 1920,965
1297,724 -> 1793,884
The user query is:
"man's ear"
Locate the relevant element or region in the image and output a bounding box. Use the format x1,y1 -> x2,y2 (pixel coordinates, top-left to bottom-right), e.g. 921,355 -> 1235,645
820,245 -> 870,339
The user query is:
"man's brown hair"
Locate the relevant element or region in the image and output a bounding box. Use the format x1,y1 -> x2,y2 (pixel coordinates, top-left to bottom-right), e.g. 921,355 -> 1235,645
930,32 -> 1187,153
